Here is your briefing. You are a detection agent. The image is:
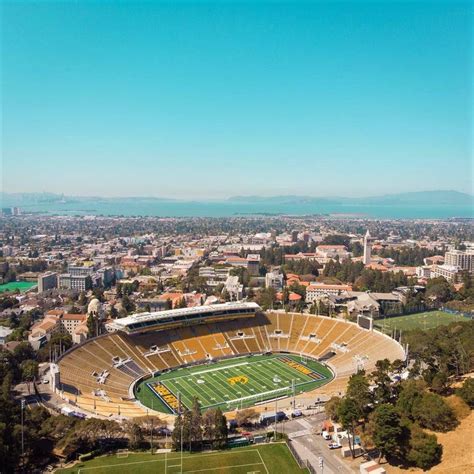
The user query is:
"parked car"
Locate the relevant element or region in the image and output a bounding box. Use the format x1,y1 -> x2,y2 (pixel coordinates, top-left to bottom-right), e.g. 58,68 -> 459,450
322,431 -> 332,440
328,442 -> 341,449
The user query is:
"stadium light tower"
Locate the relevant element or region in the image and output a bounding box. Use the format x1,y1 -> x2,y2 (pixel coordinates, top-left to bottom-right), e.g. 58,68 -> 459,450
21,398 -> 25,468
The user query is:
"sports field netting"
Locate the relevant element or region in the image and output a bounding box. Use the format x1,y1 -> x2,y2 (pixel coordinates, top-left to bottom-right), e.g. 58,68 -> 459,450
135,354 -> 333,413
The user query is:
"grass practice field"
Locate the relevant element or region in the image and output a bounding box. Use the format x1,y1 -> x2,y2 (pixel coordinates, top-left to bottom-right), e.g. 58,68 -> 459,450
57,443 -> 308,474
0,281 -> 37,293
374,310 -> 468,333
135,354 -> 333,414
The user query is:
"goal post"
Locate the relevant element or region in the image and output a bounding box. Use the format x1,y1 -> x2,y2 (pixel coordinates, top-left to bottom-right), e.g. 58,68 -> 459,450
116,449 -> 130,458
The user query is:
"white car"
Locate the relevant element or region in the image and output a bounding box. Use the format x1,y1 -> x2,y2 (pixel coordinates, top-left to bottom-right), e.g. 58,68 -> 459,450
42,378 -> 49,384
322,431 -> 332,440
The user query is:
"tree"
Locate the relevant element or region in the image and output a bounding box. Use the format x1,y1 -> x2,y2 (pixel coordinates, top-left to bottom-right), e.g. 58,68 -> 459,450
371,359 -> 394,404
431,371 -> 449,395
346,372 -> 371,417
86,314 -> 96,338
337,397 -> 362,458
182,409 -> 192,451
324,396 -> 342,422
176,297 -> 187,309
412,393 -> 458,432
221,288 -> 231,302
396,379 -> 427,420
202,409 -> 215,442
13,342 -> 35,364
425,277 -> 454,303
456,378 -> 474,407
121,294 -> 136,314
172,414 -> 183,451
234,408 -> 259,426
370,404 -> 402,463
407,425 -> 442,470
202,408 -> 227,449
20,360 -> 38,393
124,421 -> 144,450
213,408 -> 228,449
255,287 -> 276,310
189,397 -> 203,450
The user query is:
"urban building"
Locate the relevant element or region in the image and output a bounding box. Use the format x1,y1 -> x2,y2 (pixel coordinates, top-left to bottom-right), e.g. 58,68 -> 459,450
444,250 -> 474,273
28,310 -> 88,348
431,264 -> 462,283
265,270 -> 284,290
305,283 -> 353,303
58,274 -> 92,291
224,275 -> 243,301
37,271 -> 58,293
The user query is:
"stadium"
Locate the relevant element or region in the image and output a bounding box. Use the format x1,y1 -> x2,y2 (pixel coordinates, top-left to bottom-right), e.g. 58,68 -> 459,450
52,302 -> 406,418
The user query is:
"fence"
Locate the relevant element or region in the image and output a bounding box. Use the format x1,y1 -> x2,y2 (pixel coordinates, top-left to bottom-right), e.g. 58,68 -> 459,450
286,440 -> 318,473
441,307 -> 474,319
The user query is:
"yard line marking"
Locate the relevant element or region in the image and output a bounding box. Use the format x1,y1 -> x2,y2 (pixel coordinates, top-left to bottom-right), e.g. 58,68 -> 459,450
179,463 -> 263,473
256,449 -> 270,474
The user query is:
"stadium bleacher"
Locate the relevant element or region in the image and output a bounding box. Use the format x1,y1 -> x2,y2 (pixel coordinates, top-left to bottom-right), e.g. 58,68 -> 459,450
57,310 -> 405,418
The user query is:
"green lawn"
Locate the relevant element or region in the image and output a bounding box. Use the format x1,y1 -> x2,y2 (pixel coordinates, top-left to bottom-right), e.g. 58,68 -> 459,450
0,281 -> 36,293
57,443 -> 308,474
374,311 -> 468,333
135,354 -> 333,414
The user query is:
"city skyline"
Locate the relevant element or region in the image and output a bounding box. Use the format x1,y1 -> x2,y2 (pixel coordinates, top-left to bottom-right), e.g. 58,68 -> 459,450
2,1 -> 472,198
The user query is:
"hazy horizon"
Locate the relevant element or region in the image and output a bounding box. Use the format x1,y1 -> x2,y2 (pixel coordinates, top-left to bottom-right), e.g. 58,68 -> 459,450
2,1 -> 472,198
1,188 -> 473,201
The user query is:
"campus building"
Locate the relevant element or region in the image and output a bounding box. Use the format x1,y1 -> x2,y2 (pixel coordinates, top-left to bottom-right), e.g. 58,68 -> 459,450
37,271 -> 58,293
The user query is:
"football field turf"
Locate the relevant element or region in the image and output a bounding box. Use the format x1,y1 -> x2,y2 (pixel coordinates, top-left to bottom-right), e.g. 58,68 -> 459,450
373,311 -> 468,333
57,443 -> 309,473
135,354 -> 333,413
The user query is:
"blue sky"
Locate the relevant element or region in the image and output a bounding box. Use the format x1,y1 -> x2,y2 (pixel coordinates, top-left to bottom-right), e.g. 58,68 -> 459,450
2,1 -> 472,198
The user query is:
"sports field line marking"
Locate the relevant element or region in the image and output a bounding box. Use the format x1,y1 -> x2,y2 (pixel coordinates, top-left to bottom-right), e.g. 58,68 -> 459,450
179,463 -> 264,473
75,448 -> 264,471
256,448 -> 269,474
163,361 -> 251,382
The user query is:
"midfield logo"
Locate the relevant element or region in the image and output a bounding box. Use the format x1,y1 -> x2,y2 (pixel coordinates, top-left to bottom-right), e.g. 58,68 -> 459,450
227,375 -> 249,385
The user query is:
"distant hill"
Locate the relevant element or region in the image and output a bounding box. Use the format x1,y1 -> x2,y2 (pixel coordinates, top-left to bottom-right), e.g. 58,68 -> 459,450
1,190 -> 472,208
228,191 -> 474,206
0,192 -> 177,205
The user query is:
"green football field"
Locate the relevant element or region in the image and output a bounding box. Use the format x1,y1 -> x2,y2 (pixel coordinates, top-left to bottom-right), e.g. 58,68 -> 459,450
374,310 -> 468,333
135,354 -> 333,414
0,281 -> 37,293
57,443 -> 308,473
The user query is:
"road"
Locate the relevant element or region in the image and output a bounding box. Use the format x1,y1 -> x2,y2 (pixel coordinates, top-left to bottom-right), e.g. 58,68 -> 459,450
280,414 -> 355,474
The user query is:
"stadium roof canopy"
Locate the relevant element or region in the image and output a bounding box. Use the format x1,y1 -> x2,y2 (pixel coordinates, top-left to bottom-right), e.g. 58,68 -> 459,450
106,302 -> 261,333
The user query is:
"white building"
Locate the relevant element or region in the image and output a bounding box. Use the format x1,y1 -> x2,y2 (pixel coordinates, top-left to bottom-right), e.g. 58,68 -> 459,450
265,270 -> 284,290
316,245 -> 350,261
224,275 -> 243,301
305,283 -> 353,303
444,250 -> 474,273
0,326 -> 14,345
199,266 -> 230,286
431,264 -> 462,283
58,274 -> 92,291
416,266 -> 432,279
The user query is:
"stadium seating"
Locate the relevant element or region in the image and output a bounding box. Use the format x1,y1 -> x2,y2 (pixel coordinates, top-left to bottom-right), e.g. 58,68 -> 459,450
57,310 -> 405,417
